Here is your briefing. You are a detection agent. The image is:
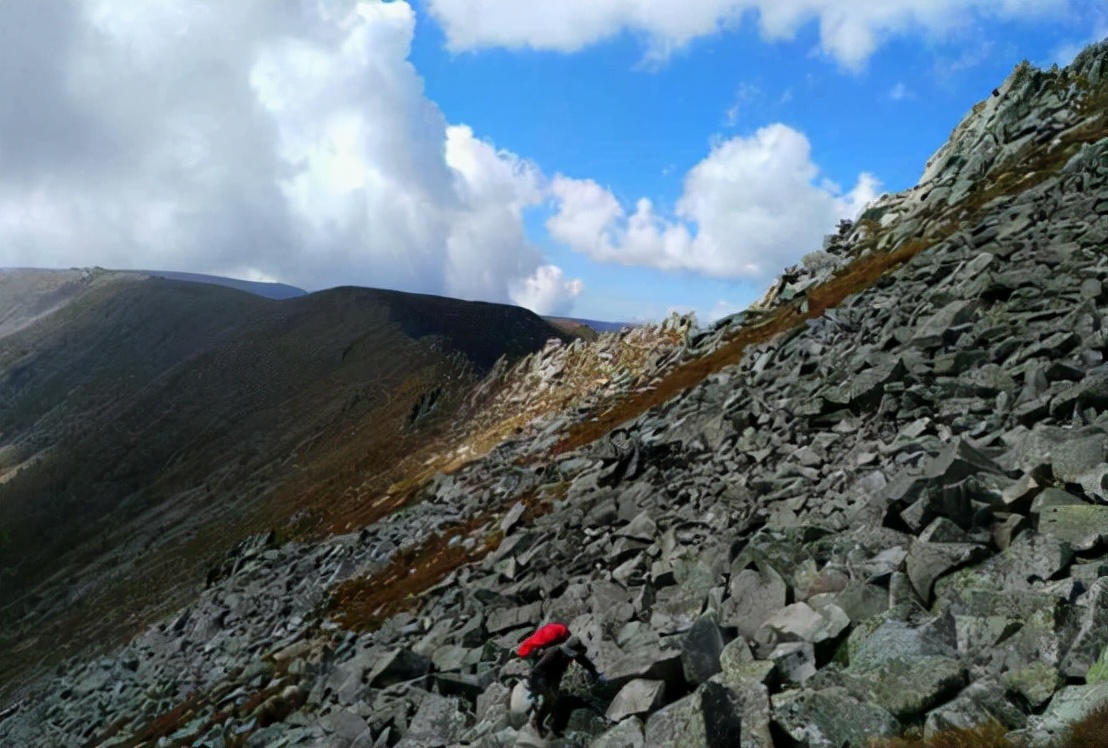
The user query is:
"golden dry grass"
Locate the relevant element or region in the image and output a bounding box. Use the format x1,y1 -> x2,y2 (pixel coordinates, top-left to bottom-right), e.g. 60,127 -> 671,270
867,704 -> 1108,748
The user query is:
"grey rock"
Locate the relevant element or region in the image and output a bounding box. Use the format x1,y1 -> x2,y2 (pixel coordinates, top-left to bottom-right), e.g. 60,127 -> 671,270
643,681 -> 745,748
321,709 -> 371,742
605,679 -> 665,723
1038,503 -> 1108,551
753,603 -> 849,656
905,540 -> 990,604
721,567 -> 787,640
1060,577 -> 1108,681
924,679 -> 1027,734
398,693 -> 467,747
367,648 -> 431,688
769,642 -> 817,686
681,615 -> 725,685
847,618 -> 957,672
1002,662 -> 1061,710
486,602 -> 543,635
605,645 -> 684,686
861,655 -> 967,720
771,687 -> 898,748
591,717 -> 645,748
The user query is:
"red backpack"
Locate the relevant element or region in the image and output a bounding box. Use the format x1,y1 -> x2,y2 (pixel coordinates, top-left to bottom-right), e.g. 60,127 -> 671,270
517,623 -> 569,657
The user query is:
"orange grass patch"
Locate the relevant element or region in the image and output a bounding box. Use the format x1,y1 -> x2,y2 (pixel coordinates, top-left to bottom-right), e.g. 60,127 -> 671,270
330,489 -> 554,631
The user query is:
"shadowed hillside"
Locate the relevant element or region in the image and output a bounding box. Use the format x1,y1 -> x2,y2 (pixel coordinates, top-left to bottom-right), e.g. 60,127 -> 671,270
0,271 -> 568,691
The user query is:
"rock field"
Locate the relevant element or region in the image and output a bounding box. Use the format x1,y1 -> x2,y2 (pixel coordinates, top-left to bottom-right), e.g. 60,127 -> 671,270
2,39 -> 1107,748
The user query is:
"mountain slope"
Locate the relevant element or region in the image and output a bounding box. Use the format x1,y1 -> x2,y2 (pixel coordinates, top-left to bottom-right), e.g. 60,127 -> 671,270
2,41 -> 1107,747
0,272 -> 568,694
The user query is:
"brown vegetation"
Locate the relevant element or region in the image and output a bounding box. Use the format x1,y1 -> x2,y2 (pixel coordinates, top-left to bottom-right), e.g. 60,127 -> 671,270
330,487 -> 555,631
867,704 -> 1108,748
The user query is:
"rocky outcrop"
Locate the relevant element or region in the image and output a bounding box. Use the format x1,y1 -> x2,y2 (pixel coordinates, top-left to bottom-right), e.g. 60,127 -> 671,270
3,41 -> 1108,748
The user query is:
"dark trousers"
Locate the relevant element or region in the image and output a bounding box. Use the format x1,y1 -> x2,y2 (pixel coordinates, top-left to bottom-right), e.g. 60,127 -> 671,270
530,672 -> 559,734
532,682 -> 589,736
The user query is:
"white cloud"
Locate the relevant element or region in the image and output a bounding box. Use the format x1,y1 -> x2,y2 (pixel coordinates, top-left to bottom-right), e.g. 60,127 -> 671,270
889,82 -> 913,100
426,0 -> 1069,68
509,265 -> 583,316
723,82 -> 761,127
0,0 -> 580,315
547,124 -> 879,280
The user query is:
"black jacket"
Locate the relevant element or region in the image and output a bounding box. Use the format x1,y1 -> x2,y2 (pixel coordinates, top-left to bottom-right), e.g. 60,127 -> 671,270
529,647 -> 599,692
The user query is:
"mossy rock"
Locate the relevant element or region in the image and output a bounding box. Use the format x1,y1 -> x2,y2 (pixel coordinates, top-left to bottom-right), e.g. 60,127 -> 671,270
1002,661 -> 1061,709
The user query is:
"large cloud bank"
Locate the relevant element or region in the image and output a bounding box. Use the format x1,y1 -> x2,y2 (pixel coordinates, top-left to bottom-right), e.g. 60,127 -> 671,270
548,125 -> 878,279
427,0 -> 1067,68
0,0 -> 581,313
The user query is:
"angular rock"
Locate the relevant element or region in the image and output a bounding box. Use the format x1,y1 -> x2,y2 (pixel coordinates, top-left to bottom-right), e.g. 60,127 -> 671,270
1002,662 -> 1062,710
905,540 -> 990,604
486,602 -> 543,635
1060,577 -> 1108,681
924,679 -> 1027,734
643,681 -> 745,748
367,648 -> 431,688
681,615 -> 725,685
769,642 -> 817,686
605,646 -> 684,686
864,655 -> 967,721
721,567 -> 787,640
771,687 -> 898,748
605,679 -> 666,723
1038,503 -> 1108,552
753,603 -> 849,658
592,717 -> 646,748
847,618 -> 957,672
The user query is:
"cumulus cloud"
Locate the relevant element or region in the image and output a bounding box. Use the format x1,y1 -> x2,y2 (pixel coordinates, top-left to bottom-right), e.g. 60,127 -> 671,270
0,0 -> 580,315
547,124 -> 879,280
427,0 -> 1068,68
889,82 -> 913,100
509,265 -> 584,316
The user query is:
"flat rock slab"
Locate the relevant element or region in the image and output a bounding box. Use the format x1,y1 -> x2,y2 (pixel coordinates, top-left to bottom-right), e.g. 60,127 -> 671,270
771,687 -> 899,748
367,648 -> 431,688
605,679 -> 666,722
754,602 -> 849,654
605,646 -> 684,685
861,655 -> 967,720
847,618 -> 956,672
486,602 -> 543,634
1038,504 -> 1108,551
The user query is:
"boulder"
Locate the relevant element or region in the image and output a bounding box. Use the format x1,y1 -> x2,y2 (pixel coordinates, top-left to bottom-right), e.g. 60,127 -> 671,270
721,567 -> 788,640
591,717 -> 645,748
1037,504 -> 1108,552
771,687 -> 898,747
605,679 -> 666,722
367,648 -> 431,688
643,681 -> 745,748
681,615 -> 725,685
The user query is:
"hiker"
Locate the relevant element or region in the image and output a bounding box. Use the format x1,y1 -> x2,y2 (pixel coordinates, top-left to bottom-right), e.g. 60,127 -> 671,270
528,635 -> 605,737
516,621 -> 570,659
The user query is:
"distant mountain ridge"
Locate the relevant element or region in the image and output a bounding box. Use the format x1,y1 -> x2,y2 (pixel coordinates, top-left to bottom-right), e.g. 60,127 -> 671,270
126,269 -> 308,300
0,268 -> 570,693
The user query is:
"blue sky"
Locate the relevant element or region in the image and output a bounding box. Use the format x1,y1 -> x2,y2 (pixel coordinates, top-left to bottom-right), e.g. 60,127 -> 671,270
1,0 -> 1106,322
410,1 -> 1104,320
